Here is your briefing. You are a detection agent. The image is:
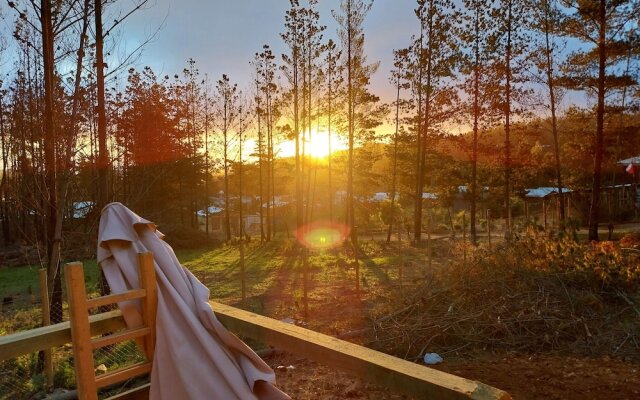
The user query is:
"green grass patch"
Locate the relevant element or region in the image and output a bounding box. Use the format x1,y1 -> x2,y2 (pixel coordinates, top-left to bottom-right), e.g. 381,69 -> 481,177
0,260 -> 101,303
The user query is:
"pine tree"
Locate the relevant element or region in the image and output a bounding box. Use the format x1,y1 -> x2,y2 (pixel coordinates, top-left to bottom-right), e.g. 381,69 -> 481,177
387,48 -> 410,243
411,0 -> 459,245
215,74 -> 241,242
530,0 -> 566,221
559,0 -> 639,240
282,0 -> 305,233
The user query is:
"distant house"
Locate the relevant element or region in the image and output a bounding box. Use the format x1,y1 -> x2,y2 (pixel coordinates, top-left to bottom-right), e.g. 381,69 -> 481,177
196,206 -> 265,238
369,192 -> 400,203
571,184 -> 637,224
618,156 -> 640,167
521,187 -> 572,228
524,187 -> 571,199
522,181 -> 637,227
422,192 -> 437,200
261,196 -> 290,209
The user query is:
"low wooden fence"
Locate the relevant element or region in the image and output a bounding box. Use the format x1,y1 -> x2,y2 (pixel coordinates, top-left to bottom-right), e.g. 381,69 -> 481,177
0,302 -> 511,400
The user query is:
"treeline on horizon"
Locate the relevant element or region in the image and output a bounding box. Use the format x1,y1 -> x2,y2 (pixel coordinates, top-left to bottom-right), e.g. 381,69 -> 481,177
0,0 -> 638,319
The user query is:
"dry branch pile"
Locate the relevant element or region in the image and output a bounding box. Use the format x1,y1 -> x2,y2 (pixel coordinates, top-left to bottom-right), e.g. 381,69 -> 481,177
369,230 -> 640,361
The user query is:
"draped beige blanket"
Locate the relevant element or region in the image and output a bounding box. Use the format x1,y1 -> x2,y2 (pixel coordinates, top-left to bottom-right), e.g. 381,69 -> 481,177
97,202 -> 289,400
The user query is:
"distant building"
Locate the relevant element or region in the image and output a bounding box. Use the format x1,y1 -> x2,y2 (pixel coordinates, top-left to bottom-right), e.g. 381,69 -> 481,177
196,206 -> 268,238
521,187 -> 572,228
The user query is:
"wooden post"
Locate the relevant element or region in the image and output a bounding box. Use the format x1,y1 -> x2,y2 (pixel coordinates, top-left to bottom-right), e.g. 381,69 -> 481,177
39,269 -> 53,388
64,262 -> 99,400
487,209 -> 492,250
137,252 -> 156,361
462,212 -> 467,266
427,207 -> 432,269
240,239 -> 246,301
303,248 -> 309,320
354,226 -> 360,297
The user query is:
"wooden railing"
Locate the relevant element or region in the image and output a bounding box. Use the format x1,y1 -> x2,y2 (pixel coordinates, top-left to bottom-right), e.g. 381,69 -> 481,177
0,302 -> 511,400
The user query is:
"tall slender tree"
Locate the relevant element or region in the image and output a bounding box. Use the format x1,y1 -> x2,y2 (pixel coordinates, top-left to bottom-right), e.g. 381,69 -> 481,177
322,39 -> 343,223
332,0 -> 376,244
282,0 -> 305,233
530,0 -> 566,221
559,0 -> 639,240
495,0 -> 532,240
215,74 -> 240,241
256,45 -> 279,240
411,0 -> 458,245
387,48 -> 410,243
459,0 -> 500,244
333,0 -> 379,294
301,0 -> 325,227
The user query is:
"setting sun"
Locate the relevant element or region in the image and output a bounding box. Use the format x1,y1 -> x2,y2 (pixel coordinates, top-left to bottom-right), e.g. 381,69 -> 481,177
277,128 -> 347,159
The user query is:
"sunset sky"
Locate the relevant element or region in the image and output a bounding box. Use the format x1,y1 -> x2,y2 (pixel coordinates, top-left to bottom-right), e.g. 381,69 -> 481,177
119,0 -> 418,106
0,0 -> 588,135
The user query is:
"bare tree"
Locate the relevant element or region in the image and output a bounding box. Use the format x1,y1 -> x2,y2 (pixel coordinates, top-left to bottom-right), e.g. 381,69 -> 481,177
387,48 -> 410,243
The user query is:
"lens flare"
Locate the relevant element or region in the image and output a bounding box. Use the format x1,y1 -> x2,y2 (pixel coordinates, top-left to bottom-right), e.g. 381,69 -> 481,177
295,221 -> 350,250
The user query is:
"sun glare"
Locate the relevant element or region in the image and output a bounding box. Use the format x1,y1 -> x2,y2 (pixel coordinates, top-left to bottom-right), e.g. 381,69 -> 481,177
277,128 -> 346,159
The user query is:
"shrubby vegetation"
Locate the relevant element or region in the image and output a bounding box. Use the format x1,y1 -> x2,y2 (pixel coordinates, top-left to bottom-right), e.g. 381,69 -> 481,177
371,228 -> 640,360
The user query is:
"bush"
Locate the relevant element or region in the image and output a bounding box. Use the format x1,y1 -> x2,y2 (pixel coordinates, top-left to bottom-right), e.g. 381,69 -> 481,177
620,232 -> 640,249
370,228 -> 640,361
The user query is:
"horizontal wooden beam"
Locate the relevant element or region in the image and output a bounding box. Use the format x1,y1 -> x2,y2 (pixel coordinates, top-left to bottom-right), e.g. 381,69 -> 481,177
211,301 -> 511,400
0,302 -> 511,400
91,327 -> 151,350
86,289 -> 146,310
0,310 -> 126,361
95,362 -> 152,389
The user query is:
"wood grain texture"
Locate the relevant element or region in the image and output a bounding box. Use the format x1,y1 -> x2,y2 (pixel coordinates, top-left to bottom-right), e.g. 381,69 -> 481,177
211,301 -> 511,400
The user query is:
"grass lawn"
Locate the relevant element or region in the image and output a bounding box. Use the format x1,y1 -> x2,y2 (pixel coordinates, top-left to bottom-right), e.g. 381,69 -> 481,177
0,238 -> 433,336
0,260 -> 100,306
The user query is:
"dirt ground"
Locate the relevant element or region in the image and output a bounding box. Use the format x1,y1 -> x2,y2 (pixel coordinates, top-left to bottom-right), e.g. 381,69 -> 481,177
267,351 -> 640,400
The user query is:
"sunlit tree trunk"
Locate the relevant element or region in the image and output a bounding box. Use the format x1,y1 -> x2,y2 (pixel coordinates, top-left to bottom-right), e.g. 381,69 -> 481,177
541,0 -> 565,222
96,0 -> 109,210
40,0 -> 63,323
588,0 -> 606,241
503,0 -> 513,241
470,2 -> 480,245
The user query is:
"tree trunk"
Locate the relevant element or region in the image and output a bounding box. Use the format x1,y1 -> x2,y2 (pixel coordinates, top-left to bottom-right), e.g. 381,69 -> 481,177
588,0 -> 606,241
41,0 -> 62,323
224,129 -> 231,241
96,0 -> 109,210
543,0 -> 565,222
387,70 -> 401,243
504,0 -> 513,241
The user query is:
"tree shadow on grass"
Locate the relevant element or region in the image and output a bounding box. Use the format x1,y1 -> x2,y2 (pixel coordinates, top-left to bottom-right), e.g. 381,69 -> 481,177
354,241 -> 392,286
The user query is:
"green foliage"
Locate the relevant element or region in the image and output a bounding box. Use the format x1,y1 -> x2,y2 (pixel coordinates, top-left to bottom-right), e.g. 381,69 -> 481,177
53,359 -> 76,389
378,200 -> 402,226
162,225 -> 220,250
0,354 -> 46,398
